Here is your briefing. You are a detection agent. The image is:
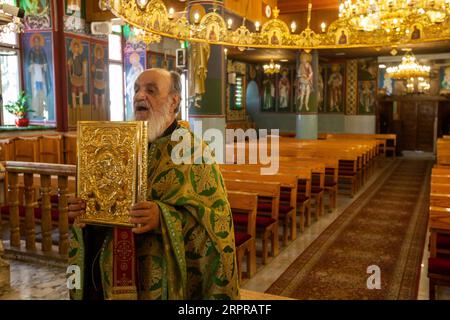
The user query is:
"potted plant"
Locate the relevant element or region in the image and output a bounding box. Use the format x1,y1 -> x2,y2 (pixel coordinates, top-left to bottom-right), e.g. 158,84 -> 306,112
3,91 -> 34,127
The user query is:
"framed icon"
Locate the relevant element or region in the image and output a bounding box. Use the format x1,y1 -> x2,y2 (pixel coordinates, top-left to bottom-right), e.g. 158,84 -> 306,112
176,48 -> 186,68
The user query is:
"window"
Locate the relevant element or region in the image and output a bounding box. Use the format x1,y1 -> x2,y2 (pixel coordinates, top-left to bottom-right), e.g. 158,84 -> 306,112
0,0 -> 21,125
108,31 -> 124,121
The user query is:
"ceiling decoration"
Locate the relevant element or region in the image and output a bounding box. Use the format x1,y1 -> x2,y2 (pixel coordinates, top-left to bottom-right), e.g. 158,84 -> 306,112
100,0 -> 450,50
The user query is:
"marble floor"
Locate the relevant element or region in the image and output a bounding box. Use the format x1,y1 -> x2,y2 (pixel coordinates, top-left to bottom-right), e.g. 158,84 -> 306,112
1,157 -> 450,300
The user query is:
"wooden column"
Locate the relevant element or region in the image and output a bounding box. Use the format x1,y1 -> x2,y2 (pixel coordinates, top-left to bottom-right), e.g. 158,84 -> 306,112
58,176 -> 69,255
8,172 -> 20,248
24,173 -> 36,251
40,174 -> 52,252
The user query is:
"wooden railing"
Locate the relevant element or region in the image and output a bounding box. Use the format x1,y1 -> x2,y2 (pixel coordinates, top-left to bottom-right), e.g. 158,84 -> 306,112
1,161 -> 76,258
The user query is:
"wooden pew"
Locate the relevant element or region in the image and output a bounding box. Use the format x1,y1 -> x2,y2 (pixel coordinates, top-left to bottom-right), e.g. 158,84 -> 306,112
224,179 -> 280,264
221,163 -> 312,231
428,166 -> 450,299
278,156 -> 325,218
287,155 -> 338,211
0,139 -> 15,162
63,133 -> 77,165
14,137 -> 39,162
277,140 -> 361,197
321,133 -> 397,158
222,170 -> 297,246
437,138 -> 450,166
227,191 -> 258,282
38,135 -> 64,164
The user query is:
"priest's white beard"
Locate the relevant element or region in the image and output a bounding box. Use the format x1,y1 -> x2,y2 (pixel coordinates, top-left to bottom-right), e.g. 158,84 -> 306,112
145,101 -> 173,143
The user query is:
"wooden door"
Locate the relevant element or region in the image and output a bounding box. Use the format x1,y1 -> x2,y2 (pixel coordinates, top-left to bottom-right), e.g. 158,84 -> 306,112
416,101 -> 436,152
397,100 -> 437,152
399,101 -> 418,151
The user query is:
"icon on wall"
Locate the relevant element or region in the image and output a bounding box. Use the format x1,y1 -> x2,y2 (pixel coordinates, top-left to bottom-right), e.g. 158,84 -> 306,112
176,48 -> 186,68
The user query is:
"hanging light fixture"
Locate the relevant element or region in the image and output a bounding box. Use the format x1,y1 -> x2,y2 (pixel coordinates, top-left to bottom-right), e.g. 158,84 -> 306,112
338,0 -> 450,33
263,59 -> 281,74
386,49 -> 430,79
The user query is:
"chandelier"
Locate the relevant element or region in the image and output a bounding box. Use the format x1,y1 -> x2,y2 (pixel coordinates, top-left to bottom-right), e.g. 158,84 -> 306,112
338,0 -> 450,33
263,59 -> 281,74
99,0 -> 450,50
386,49 -> 430,79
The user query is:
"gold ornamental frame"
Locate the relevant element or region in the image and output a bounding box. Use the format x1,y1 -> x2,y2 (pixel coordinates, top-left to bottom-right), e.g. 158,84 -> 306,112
100,0 -> 450,50
77,121 -> 148,227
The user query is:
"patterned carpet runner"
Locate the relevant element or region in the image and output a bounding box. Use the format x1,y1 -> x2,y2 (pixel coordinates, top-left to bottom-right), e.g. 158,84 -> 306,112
266,159 -> 431,299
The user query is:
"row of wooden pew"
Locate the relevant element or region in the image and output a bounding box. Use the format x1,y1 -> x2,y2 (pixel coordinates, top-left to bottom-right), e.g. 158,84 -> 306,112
0,133 -> 390,283
224,136 -> 386,281
437,137 -> 450,166
0,133 -> 77,165
319,133 -> 397,158
428,136 -> 450,298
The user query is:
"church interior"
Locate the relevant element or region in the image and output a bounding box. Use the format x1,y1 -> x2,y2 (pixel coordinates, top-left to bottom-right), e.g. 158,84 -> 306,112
1,0 -> 450,301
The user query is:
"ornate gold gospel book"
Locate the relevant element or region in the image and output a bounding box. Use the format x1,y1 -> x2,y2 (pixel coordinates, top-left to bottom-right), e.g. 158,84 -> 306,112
77,121 -> 148,227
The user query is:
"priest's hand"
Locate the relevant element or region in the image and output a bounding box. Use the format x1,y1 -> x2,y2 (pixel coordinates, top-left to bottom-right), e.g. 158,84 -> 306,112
67,196 -> 86,228
130,201 -> 160,234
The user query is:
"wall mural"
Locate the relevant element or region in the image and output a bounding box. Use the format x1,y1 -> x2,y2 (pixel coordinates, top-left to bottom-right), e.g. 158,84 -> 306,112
277,67 -> 291,112
378,68 -> 393,97
124,41 -> 146,120
296,52 -> 314,113
66,36 -> 90,126
90,42 -> 109,121
358,81 -> 376,114
357,58 -> 377,114
20,0 -> 52,30
64,0 -> 86,33
147,51 -> 176,71
440,66 -> 450,95
261,73 -> 276,112
22,31 -> 55,122
317,65 -> 325,112
324,63 -> 345,113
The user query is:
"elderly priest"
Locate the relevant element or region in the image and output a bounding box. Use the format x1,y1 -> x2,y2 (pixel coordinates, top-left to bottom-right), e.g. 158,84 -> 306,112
67,68 -> 240,300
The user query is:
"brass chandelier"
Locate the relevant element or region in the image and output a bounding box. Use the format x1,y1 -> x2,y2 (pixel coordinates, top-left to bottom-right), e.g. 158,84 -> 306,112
99,0 -> 450,50
263,59 -> 281,74
338,0 -> 450,33
386,49 -> 430,79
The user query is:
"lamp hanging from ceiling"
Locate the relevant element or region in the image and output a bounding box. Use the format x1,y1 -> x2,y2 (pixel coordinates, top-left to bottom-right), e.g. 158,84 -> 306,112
386,49 -> 430,79
263,59 -> 281,74
338,0 -> 450,33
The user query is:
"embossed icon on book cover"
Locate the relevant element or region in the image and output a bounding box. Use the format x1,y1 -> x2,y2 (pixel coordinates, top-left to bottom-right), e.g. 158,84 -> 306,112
77,121 -> 148,227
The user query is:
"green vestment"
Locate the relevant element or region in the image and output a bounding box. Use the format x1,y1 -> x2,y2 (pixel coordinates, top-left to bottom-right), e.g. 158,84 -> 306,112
69,125 -> 240,300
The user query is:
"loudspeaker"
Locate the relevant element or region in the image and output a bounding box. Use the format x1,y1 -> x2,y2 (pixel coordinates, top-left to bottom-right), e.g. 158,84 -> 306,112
91,21 -> 112,35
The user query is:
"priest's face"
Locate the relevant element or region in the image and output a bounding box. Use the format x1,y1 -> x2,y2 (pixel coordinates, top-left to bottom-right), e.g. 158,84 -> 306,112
133,69 -> 177,142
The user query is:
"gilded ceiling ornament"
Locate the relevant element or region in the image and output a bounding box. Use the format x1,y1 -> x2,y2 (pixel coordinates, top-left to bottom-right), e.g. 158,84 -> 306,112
101,0 -> 450,50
